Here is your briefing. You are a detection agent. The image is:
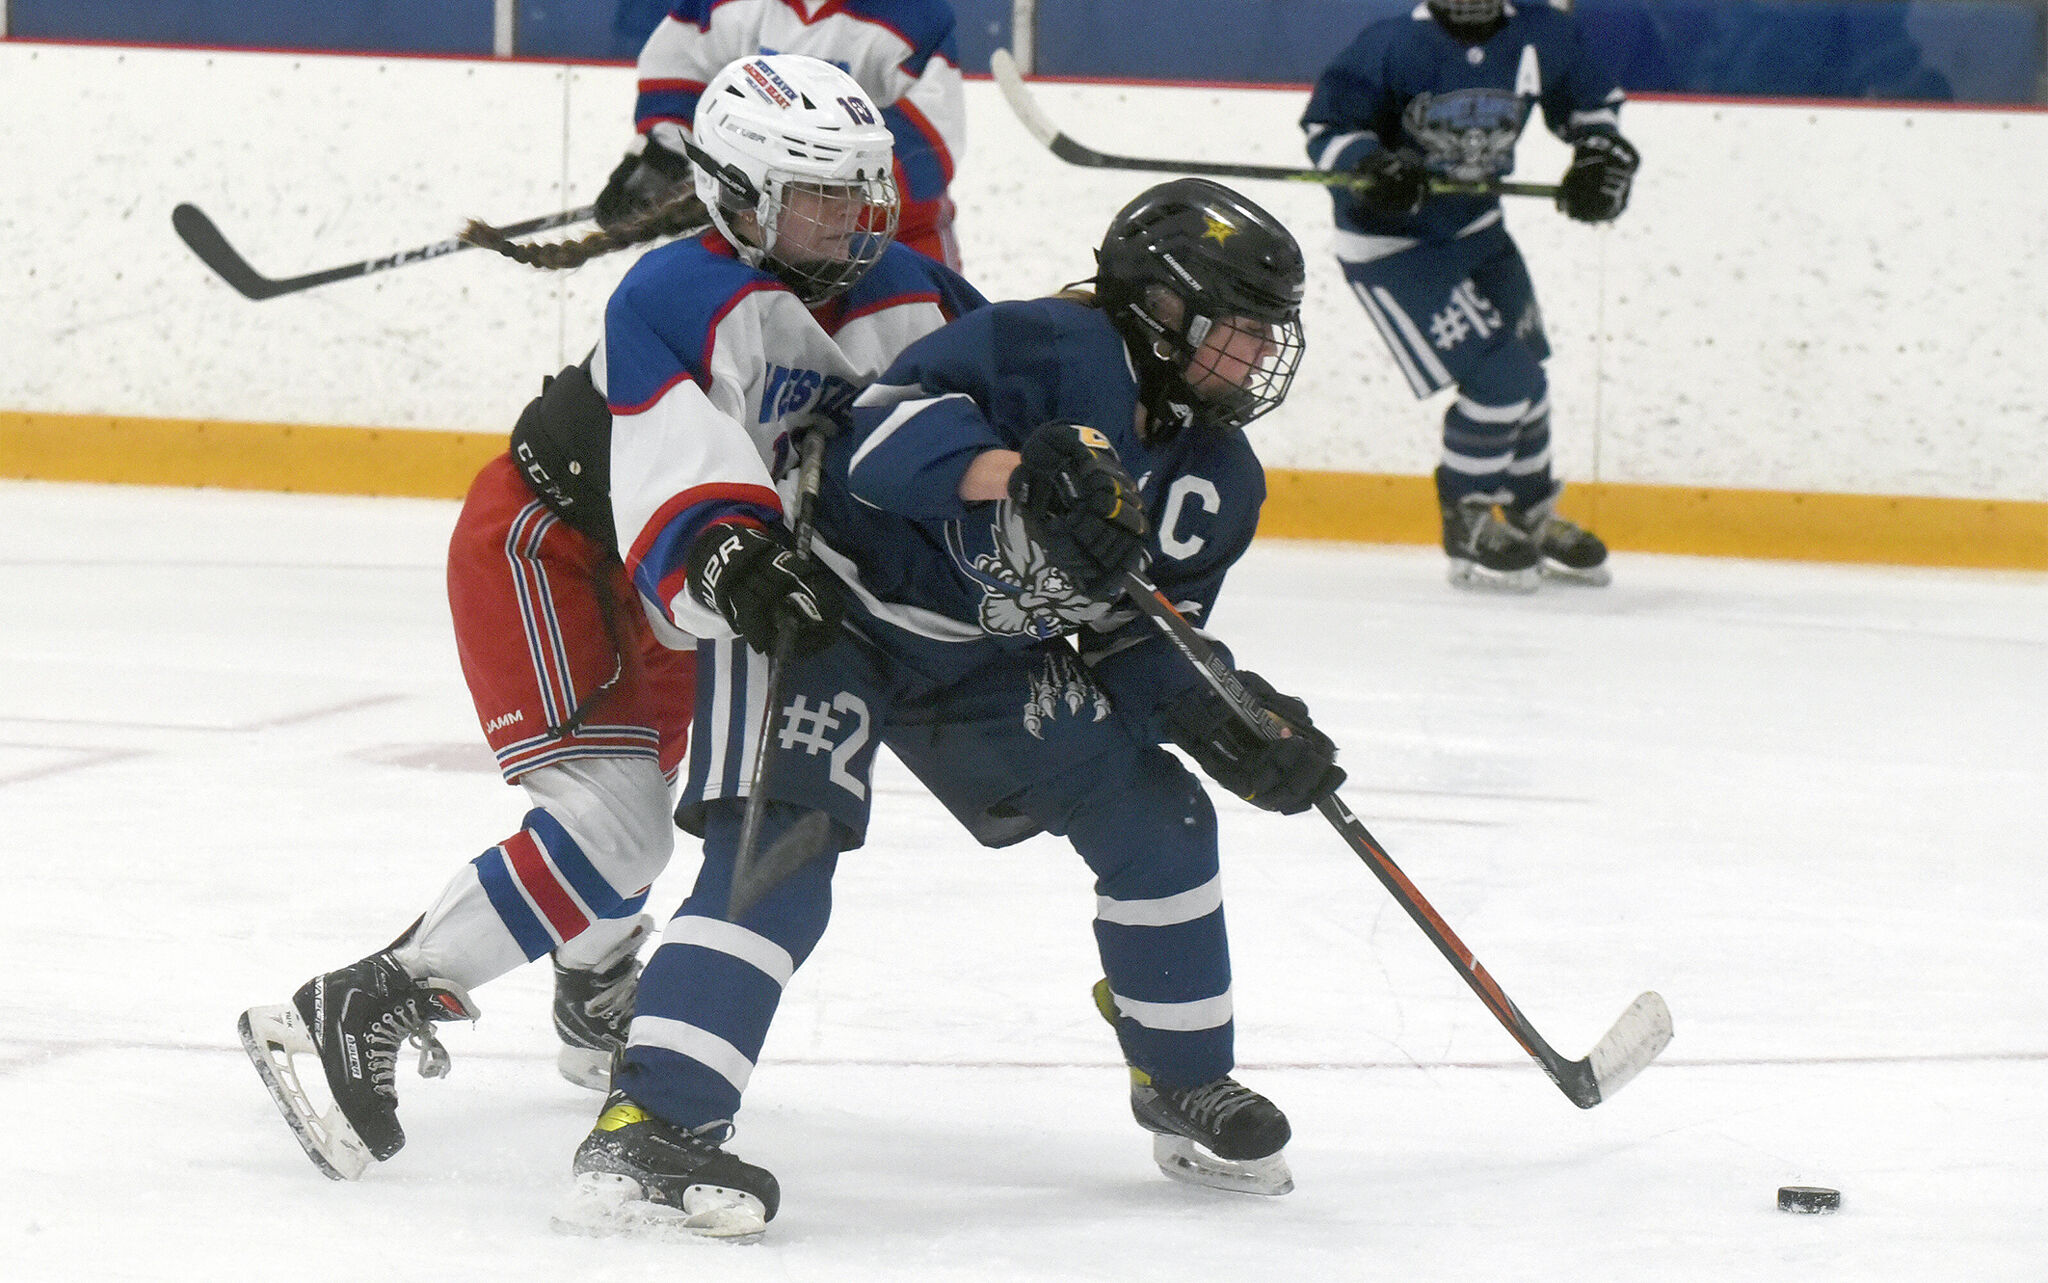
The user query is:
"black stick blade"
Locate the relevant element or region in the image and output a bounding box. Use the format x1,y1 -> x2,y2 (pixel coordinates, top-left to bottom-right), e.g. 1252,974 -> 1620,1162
172,202 -> 287,300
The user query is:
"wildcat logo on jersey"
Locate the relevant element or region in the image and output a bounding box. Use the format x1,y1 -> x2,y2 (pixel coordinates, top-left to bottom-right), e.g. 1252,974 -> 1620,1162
761,365 -> 859,424
1402,89 -> 1527,183
946,507 -> 1114,640
1022,651 -> 1111,739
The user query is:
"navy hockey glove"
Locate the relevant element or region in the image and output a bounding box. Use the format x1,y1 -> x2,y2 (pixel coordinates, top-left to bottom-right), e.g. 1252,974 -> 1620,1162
1557,133 -> 1639,223
1165,671 -> 1346,815
686,521 -> 847,659
594,134 -> 697,231
1354,148 -> 1429,216
1006,421 -> 1151,603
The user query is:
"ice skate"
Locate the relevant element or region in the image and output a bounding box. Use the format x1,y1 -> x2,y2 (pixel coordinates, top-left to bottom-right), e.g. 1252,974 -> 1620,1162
238,950 -> 477,1180
1504,491 -> 1611,586
1441,496 -> 1540,593
552,1092 -> 780,1242
1093,980 -> 1294,1195
552,914 -> 652,1090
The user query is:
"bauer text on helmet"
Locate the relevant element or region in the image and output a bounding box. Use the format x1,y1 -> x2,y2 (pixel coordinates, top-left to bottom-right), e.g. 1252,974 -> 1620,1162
686,54 -> 900,305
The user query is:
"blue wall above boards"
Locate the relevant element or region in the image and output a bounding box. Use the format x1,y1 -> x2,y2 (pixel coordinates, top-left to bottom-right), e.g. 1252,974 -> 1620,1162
7,0 -> 2042,103
6,0 -> 496,54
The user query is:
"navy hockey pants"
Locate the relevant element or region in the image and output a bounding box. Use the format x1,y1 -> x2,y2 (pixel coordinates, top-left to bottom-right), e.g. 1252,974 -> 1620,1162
617,631 -> 1236,1130
1339,223 -> 1561,508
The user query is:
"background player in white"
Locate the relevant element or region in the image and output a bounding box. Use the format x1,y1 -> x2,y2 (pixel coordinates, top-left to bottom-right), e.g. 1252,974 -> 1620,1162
595,0 -> 966,270
1303,0 -> 1639,591
237,53 -> 984,1183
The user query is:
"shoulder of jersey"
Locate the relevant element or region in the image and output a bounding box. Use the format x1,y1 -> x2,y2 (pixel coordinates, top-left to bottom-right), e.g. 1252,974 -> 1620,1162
837,0 -> 958,47
837,243 -> 980,312
614,237 -> 787,324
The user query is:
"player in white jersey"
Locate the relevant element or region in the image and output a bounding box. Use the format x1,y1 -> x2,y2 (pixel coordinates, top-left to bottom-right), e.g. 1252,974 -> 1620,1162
236,53 -> 984,1184
595,0 -> 966,269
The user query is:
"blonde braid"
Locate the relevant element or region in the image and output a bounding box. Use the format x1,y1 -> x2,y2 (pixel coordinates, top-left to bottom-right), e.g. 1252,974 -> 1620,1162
460,192 -> 711,270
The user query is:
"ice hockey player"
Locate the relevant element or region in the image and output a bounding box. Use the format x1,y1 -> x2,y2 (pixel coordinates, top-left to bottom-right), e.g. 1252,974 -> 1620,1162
237,53 -> 984,1183
553,177 -> 1345,1240
1302,0 -> 1639,591
594,0 -> 966,270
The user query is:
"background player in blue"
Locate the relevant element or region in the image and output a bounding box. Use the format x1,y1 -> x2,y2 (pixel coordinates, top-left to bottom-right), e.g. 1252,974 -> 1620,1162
238,55 -> 982,1185
1303,0 -> 1640,591
560,179 -> 1347,1239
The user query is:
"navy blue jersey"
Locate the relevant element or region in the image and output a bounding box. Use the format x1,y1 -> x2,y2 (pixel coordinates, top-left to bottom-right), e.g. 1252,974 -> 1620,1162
1302,1 -> 1624,240
820,297 -> 1265,720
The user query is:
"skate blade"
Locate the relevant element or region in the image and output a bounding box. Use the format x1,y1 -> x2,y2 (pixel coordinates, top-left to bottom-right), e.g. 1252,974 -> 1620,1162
1538,559 -> 1611,586
1446,562 -> 1539,594
551,1172 -> 768,1243
556,1045 -> 612,1092
238,1005 -> 373,1181
1151,1134 -> 1294,1196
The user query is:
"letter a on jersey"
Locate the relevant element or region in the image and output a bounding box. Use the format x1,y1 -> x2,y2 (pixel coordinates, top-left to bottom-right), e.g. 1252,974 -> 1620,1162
1515,45 -> 1543,98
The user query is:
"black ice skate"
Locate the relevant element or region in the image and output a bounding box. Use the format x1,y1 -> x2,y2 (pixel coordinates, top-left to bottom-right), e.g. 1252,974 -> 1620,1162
238,951 -> 478,1180
552,1092 -> 780,1241
1441,496 -> 1540,593
1093,980 -> 1294,1195
1504,491 -> 1612,585
552,914 -> 652,1091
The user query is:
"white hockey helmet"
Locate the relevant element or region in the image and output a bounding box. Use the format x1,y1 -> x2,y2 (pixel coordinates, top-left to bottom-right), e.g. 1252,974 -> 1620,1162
686,53 -> 901,304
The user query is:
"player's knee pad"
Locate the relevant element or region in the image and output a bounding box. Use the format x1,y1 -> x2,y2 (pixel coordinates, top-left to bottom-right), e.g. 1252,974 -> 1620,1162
1064,748 -> 1221,903
519,757 -> 675,907
1455,336 -> 1547,414
686,800 -> 839,962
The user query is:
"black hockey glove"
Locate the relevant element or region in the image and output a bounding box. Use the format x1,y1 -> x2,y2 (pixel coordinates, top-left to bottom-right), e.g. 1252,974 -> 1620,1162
1557,133 -> 1640,224
1354,147 -> 1429,216
686,521 -> 847,659
594,134 -> 697,231
1006,421 -> 1151,603
1165,671 -> 1346,815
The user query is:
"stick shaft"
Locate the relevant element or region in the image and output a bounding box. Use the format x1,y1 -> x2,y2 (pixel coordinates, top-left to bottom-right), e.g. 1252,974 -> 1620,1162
730,428 -> 832,906
172,202 -> 594,301
1117,572 -> 1612,1105
990,50 -> 1559,199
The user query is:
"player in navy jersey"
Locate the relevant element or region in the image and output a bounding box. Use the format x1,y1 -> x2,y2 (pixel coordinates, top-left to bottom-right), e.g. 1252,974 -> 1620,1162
237,54 -> 983,1187
595,0 -> 966,270
1303,0 -> 1639,591
560,178 -> 1346,1239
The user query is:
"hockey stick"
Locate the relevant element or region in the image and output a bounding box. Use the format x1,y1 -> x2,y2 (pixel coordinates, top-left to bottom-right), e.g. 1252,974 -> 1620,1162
989,49 -> 1560,200
1119,570 -> 1671,1108
171,202 -> 594,301
726,424 -> 838,921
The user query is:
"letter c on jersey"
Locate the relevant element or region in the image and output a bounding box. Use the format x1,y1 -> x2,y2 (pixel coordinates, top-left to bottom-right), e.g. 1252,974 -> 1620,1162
1159,476 -> 1221,559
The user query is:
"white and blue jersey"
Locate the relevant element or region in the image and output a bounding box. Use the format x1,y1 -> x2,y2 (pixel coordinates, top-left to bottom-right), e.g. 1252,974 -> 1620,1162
598,232 -> 984,646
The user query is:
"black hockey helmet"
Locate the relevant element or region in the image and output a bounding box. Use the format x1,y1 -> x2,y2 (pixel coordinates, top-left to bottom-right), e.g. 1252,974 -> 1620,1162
1093,178 -> 1306,436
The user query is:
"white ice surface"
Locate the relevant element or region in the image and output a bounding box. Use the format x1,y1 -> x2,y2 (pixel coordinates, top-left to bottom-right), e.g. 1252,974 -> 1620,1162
2,481 -> 2043,1281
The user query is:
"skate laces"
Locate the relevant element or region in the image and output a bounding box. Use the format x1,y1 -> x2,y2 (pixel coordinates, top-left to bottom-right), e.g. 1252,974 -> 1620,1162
580,956 -> 640,1023
1170,1077 -> 1263,1131
362,1002 -> 453,1097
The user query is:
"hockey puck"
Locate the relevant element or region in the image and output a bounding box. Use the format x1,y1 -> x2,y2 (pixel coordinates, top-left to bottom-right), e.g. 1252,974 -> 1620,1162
1777,1185 -> 1841,1214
